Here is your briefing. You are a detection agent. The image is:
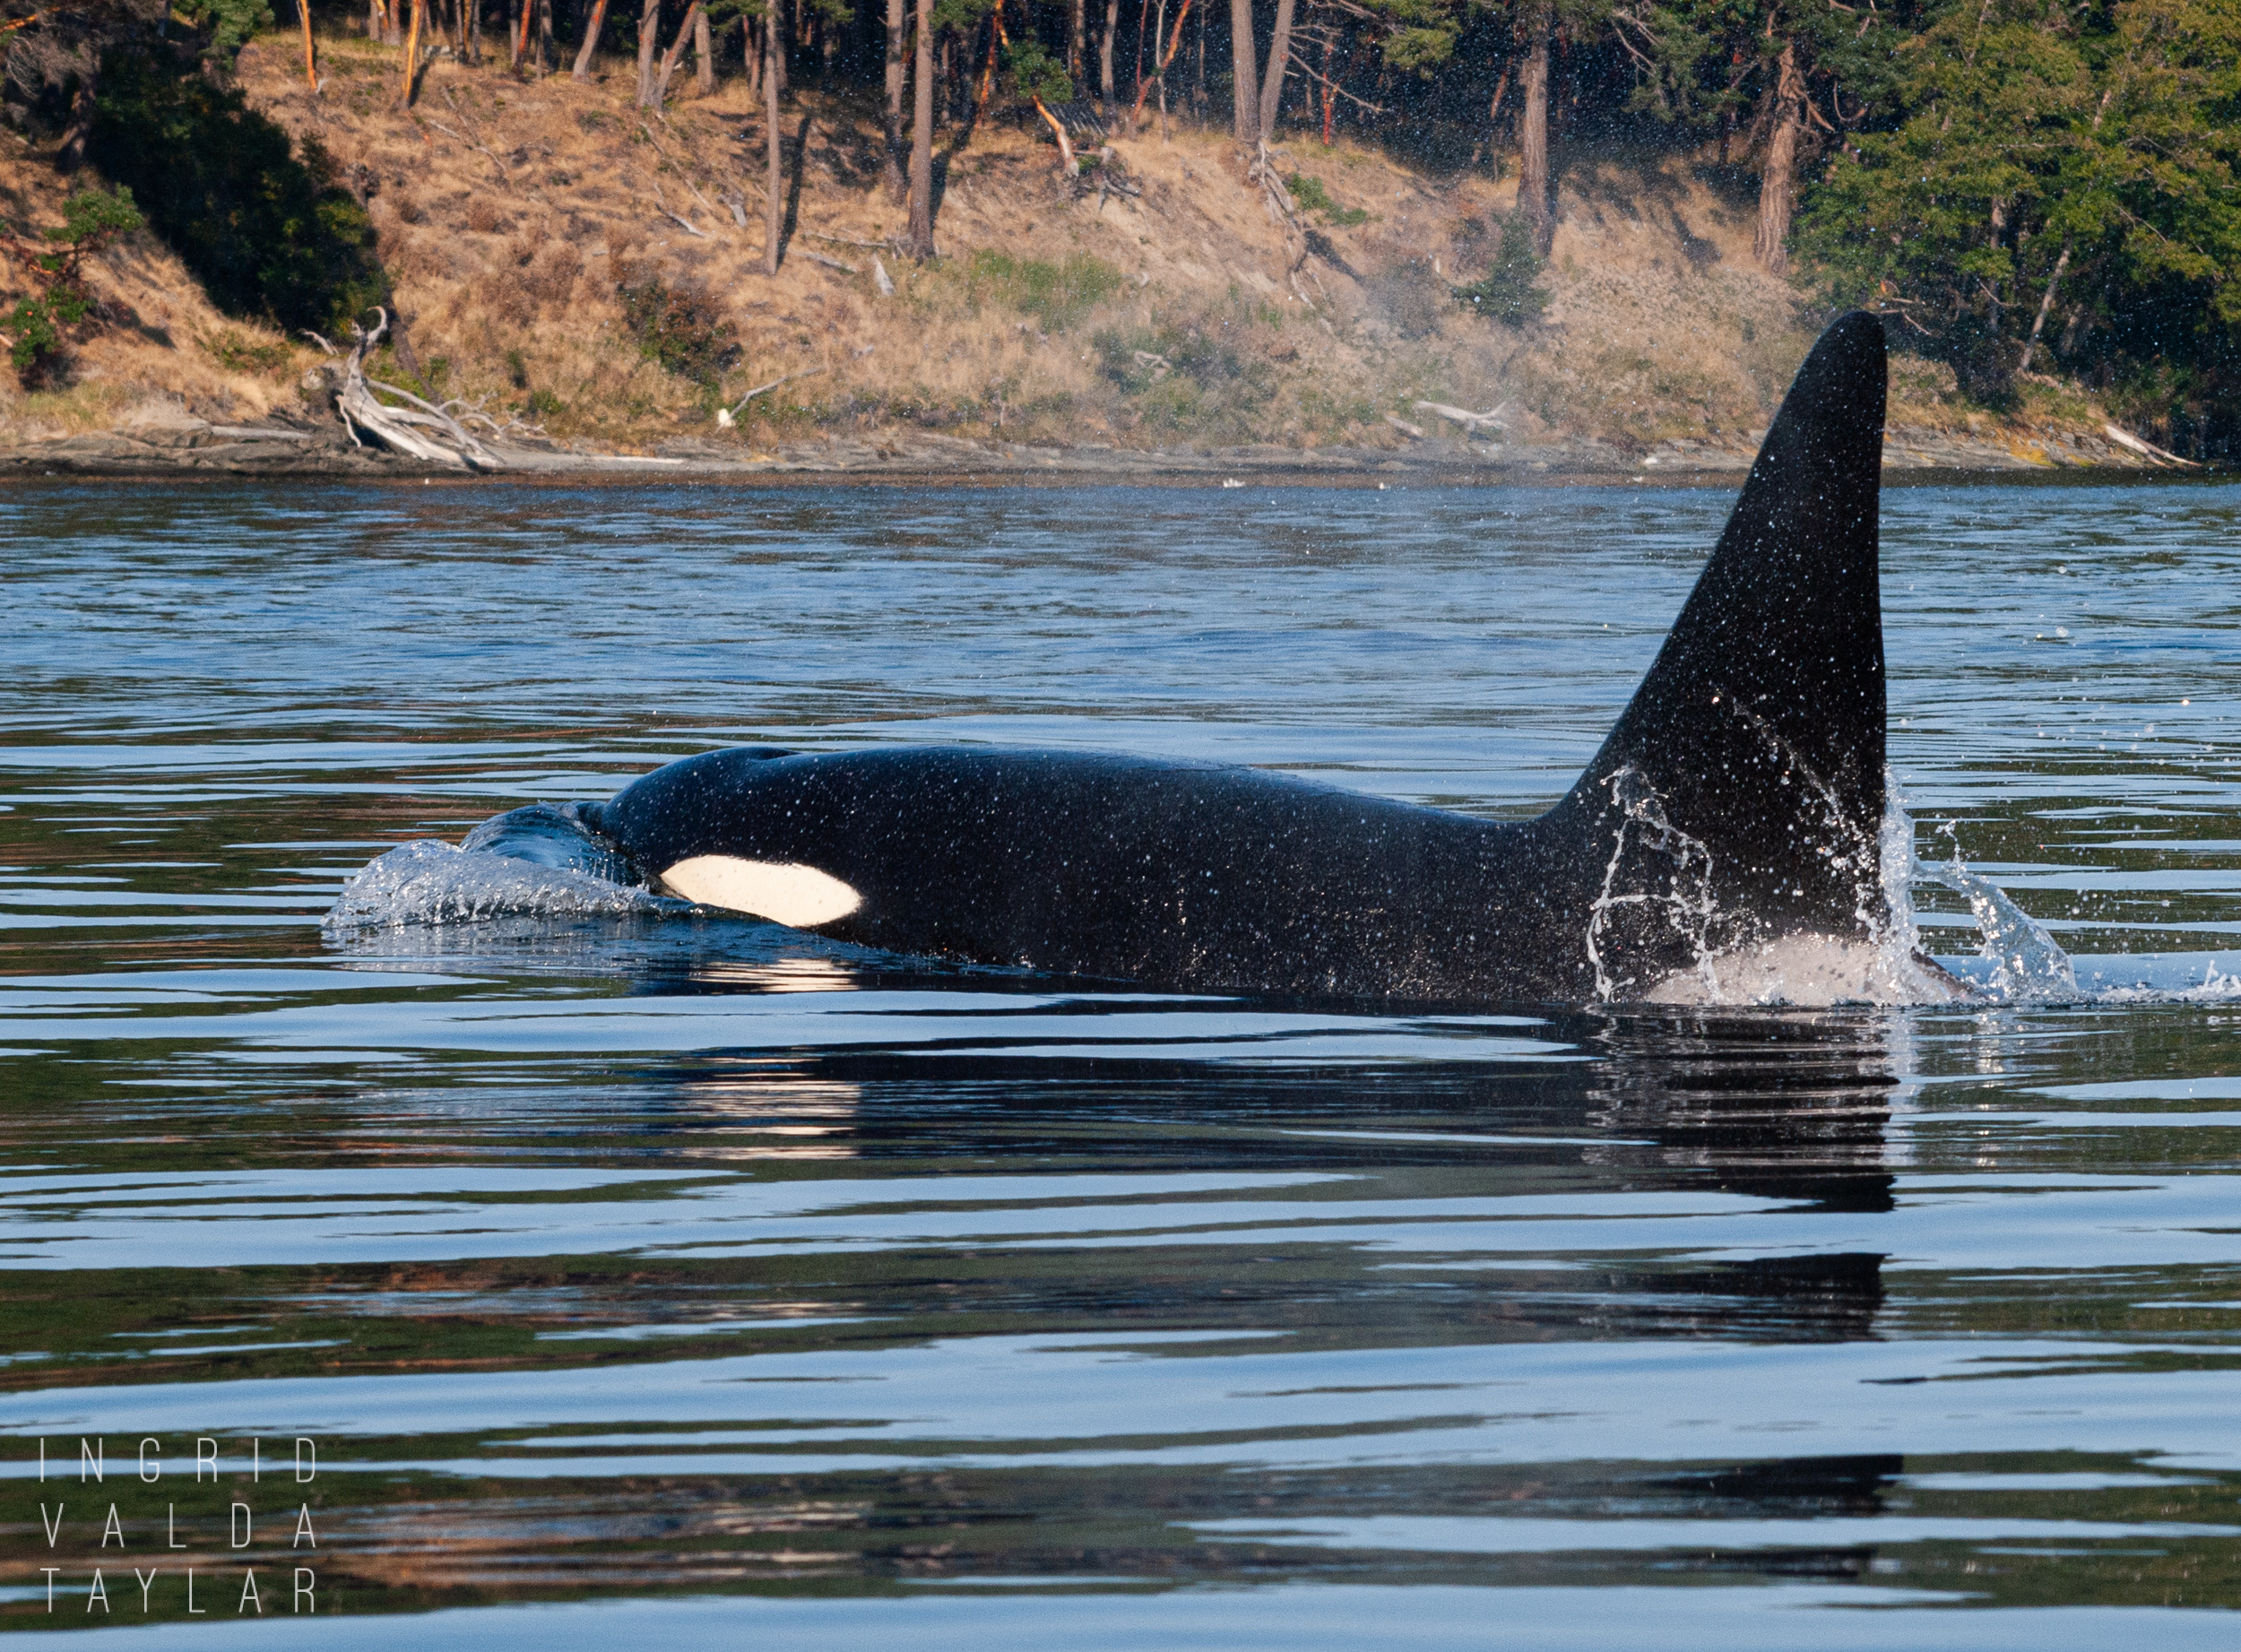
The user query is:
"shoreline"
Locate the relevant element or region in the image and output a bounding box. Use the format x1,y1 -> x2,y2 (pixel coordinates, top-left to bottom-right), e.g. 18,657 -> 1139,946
0,414 -> 2217,486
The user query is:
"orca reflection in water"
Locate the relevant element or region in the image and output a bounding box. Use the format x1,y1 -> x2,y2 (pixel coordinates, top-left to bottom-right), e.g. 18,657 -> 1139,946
575,311 -> 1910,1005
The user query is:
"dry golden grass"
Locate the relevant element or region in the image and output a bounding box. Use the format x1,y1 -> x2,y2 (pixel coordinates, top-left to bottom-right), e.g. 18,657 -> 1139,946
0,26 -> 2131,456
0,124 -> 313,438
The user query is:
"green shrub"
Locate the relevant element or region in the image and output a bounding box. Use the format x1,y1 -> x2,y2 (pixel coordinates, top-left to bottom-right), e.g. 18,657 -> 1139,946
178,0 -> 275,57
1001,39 -> 1072,108
1285,173 -> 1369,227
964,250 -> 1125,333
88,51 -> 386,336
619,276 -> 740,387
1093,320 -> 1273,436
6,185 -> 144,383
1450,218 -> 1548,327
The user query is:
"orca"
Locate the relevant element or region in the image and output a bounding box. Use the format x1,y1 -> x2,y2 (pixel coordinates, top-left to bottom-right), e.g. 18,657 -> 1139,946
565,311 -> 1911,1004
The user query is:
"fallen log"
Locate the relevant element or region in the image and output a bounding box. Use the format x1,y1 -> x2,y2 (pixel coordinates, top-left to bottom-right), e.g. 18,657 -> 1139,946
335,309 -> 505,471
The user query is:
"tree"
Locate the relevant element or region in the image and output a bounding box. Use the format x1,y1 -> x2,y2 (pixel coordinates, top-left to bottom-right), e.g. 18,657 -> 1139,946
1798,0 -> 2241,423
766,0 -> 783,271
1256,0 -> 1295,137
1608,0 -> 1892,272
1516,0 -> 1549,250
904,0 -> 934,255
883,0 -> 908,200
1228,0 -> 1257,143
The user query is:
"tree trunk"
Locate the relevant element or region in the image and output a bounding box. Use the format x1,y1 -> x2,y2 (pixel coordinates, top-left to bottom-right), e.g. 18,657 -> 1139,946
572,0 -> 608,76
538,0 -> 552,69
882,0 -> 907,201
299,0 -> 318,84
654,0 -> 702,101
1753,39 -> 1803,274
766,6 -> 783,273
694,4 -> 713,91
636,0 -> 661,106
904,0 -> 935,256
1517,1 -> 1550,253
773,0 -> 786,93
1227,0 -> 1256,146
1068,0 -> 1082,76
394,0 -> 425,108
2017,244 -> 2072,374
1255,0 -> 1292,140
54,76 -> 94,172
1099,0 -> 1116,103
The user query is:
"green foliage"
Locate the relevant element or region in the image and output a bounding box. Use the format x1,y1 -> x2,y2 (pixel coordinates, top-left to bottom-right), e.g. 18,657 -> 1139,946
89,52 -> 385,335
1001,38 -> 1072,107
1795,0 -> 2241,426
179,0 -> 275,57
1285,174 -> 1370,226
1093,319 -> 1274,433
1451,217 -> 1549,326
5,296 -> 63,379
962,250 -> 1125,332
619,276 -> 740,387
6,184 -> 143,383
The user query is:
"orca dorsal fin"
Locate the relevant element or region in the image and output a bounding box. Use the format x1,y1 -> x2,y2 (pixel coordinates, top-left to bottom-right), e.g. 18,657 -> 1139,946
1545,311 -> 1890,973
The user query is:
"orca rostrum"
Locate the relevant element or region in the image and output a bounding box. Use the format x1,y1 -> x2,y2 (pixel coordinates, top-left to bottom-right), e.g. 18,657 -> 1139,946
575,311 -> 1897,1004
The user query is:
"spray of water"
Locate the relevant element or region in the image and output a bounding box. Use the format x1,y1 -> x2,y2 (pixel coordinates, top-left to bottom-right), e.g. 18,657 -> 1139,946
1643,777 -> 2077,1009
1924,821 -> 2079,1003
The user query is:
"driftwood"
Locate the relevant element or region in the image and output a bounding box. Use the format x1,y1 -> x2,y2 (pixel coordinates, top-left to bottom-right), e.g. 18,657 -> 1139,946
1414,399 -> 1509,433
334,309 -> 506,471
722,363 -> 829,421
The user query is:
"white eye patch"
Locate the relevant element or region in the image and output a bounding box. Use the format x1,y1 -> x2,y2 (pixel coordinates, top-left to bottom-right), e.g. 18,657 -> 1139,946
659,856 -> 863,928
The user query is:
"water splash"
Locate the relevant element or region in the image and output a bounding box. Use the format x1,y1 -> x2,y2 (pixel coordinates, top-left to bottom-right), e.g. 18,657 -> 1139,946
1586,765 -> 1719,1001
1925,820 -> 2079,1004
322,840 -> 674,933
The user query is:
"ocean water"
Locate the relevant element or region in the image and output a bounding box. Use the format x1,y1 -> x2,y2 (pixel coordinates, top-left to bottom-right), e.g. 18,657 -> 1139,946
4,476 -> 2240,1644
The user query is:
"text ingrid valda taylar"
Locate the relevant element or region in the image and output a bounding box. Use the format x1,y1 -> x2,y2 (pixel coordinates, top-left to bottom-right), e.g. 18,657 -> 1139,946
25,1436 -> 323,1616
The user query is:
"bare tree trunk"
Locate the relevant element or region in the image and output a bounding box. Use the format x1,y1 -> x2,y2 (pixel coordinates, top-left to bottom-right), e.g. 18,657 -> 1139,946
1227,0 -> 1256,145
572,0 -> 608,75
299,0 -> 319,84
694,4 -> 713,91
2017,243 -> 2072,374
773,0 -> 787,93
904,0 -> 934,256
766,6 -> 783,273
1255,0 -> 1291,140
882,0 -> 907,201
394,0 -> 425,108
654,0 -> 703,100
54,77 -> 93,172
1068,0 -> 1082,76
1517,1 -> 1550,253
1753,39 -> 1803,273
1099,0 -> 1116,104
537,0 -> 552,69
636,0 -> 661,105
368,0 -> 382,40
